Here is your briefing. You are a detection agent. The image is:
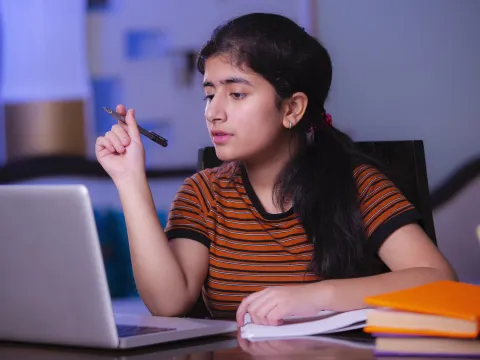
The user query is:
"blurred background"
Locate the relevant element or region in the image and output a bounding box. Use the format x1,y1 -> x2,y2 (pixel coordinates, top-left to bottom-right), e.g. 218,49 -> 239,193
0,0 -> 478,306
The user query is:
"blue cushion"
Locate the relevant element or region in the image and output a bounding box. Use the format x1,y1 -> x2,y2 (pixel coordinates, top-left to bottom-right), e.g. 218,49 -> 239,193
94,208 -> 169,298
94,209 -> 129,298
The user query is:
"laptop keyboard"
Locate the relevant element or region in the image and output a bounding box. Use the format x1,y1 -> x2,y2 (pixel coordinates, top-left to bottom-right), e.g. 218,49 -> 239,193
116,324 -> 176,338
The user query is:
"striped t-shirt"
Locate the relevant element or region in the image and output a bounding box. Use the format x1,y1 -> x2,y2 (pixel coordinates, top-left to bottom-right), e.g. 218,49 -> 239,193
164,163 -> 420,318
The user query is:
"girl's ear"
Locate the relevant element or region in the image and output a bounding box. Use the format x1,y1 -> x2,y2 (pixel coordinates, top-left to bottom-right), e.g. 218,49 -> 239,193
282,92 -> 308,129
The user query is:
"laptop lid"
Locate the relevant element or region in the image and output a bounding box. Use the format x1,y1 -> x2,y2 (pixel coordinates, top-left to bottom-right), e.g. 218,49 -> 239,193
0,185 -> 119,348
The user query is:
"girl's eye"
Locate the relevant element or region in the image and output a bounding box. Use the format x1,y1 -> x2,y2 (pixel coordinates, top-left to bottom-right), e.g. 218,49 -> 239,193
204,94 -> 214,102
231,93 -> 246,100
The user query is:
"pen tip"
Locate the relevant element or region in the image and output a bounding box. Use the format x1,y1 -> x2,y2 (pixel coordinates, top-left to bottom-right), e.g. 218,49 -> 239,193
103,106 -> 113,115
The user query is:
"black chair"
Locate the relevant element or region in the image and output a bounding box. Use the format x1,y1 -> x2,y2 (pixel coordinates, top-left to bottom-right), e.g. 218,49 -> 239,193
197,140 -> 437,245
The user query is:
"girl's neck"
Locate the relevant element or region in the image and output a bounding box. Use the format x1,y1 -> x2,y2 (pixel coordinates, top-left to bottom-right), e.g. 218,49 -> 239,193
242,141 -> 297,213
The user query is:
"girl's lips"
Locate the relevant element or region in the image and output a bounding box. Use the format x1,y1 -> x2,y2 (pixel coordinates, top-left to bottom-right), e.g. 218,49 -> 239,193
211,132 -> 233,145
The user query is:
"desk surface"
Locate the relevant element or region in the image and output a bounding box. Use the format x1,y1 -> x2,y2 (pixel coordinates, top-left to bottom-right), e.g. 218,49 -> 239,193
3,330 -> 471,359
0,331 -> 381,360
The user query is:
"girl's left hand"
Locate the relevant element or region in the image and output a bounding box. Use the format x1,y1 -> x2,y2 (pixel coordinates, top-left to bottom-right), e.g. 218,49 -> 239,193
236,283 -> 332,326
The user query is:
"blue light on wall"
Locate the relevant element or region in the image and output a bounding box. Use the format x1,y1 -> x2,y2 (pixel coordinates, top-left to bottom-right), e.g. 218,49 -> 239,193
125,30 -> 170,60
87,0 -> 110,11
92,78 -> 123,135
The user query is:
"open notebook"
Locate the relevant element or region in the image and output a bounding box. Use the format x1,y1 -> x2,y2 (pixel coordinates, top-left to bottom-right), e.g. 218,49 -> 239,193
240,309 -> 370,339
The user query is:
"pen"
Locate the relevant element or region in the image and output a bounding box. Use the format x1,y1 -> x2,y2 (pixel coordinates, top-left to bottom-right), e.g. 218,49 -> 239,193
103,107 -> 168,147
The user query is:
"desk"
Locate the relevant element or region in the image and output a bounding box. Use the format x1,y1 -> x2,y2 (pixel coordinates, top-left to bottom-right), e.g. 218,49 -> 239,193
0,330 -> 380,360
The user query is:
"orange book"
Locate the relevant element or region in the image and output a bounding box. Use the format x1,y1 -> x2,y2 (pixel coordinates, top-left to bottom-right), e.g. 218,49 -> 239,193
363,280 -> 480,338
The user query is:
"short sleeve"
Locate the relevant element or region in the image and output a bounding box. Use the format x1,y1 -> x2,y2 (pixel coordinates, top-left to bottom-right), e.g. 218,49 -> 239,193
164,174 -> 211,248
354,165 -> 421,251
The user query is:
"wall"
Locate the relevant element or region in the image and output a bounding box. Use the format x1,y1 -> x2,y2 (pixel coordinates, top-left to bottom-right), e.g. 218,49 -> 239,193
315,0 -> 480,282
0,0 -> 90,163
1,1 -> 477,182
316,0 -> 480,189
433,178 -> 480,284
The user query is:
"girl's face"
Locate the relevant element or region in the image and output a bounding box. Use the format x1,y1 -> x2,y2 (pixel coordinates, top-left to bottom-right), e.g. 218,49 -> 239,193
203,56 -> 290,163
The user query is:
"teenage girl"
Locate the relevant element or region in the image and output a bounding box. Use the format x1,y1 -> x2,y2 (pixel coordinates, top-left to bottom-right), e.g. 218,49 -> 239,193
95,13 -> 456,326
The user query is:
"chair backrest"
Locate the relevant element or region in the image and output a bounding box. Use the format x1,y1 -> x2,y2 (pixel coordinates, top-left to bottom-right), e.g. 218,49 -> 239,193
197,140 -> 437,245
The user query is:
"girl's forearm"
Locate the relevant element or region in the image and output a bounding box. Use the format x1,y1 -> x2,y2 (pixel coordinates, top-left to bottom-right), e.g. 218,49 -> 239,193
116,176 -> 194,316
316,267 -> 457,311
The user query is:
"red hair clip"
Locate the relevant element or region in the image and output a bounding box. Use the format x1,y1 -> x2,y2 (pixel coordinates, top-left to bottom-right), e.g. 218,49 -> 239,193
307,113 -> 333,134
324,113 -> 332,126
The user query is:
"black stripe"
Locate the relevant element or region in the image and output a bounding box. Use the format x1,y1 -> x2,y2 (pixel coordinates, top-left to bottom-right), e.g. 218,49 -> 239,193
369,209 -> 421,251
357,178 -> 387,202
215,202 -> 253,212
361,192 -> 404,220
354,165 -> 375,184
355,167 -> 380,190
210,174 -> 243,186
165,229 -> 210,248
189,176 -> 214,213
209,219 -> 305,237
179,182 -> 196,192
174,198 -> 203,211
357,178 -> 390,201
364,178 -> 391,190
240,165 -> 294,221
209,263 -> 311,274
365,199 -> 413,228
207,212 -> 257,224
210,241 -> 313,254
205,285 -> 260,294
211,233 -> 306,243
211,253 -> 310,264
211,192 -> 249,200
169,215 -> 206,230
206,220 -> 303,236
194,173 -> 216,208
210,232 -> 308,243
170,207 -> 202,218
208,274 -> 318,285
374,211 -> 399,228
211,183 -> 246,193
205,224 -> 308,242
176,189 -> 197,197
207,211 -> 295,225
204,291 -> 244,300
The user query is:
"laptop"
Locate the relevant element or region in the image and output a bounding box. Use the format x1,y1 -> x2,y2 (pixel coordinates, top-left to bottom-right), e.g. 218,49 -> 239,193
0,185 -> 237,349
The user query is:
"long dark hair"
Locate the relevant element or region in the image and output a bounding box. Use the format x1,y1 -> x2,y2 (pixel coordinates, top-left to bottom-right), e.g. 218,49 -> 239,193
197,13 -> 380,279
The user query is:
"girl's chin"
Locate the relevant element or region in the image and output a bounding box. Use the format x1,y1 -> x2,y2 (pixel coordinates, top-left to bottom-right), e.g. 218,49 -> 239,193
213,146 -> 240,162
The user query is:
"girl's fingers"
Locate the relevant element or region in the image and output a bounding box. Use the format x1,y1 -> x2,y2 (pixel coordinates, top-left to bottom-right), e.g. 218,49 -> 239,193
104,131 -> 125,153
116,104 -> 127,116
111,124 -> 130,146
95,136 -> 116,154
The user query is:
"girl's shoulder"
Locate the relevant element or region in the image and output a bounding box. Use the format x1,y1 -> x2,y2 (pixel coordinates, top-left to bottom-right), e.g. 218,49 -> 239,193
195,161 -> 240,182
352,163 -> 402,199
189,161 -> 242,193
353,163 -> 385,182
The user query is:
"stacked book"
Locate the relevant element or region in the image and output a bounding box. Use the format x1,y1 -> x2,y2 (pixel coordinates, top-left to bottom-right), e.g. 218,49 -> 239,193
364,280 -> 480,358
